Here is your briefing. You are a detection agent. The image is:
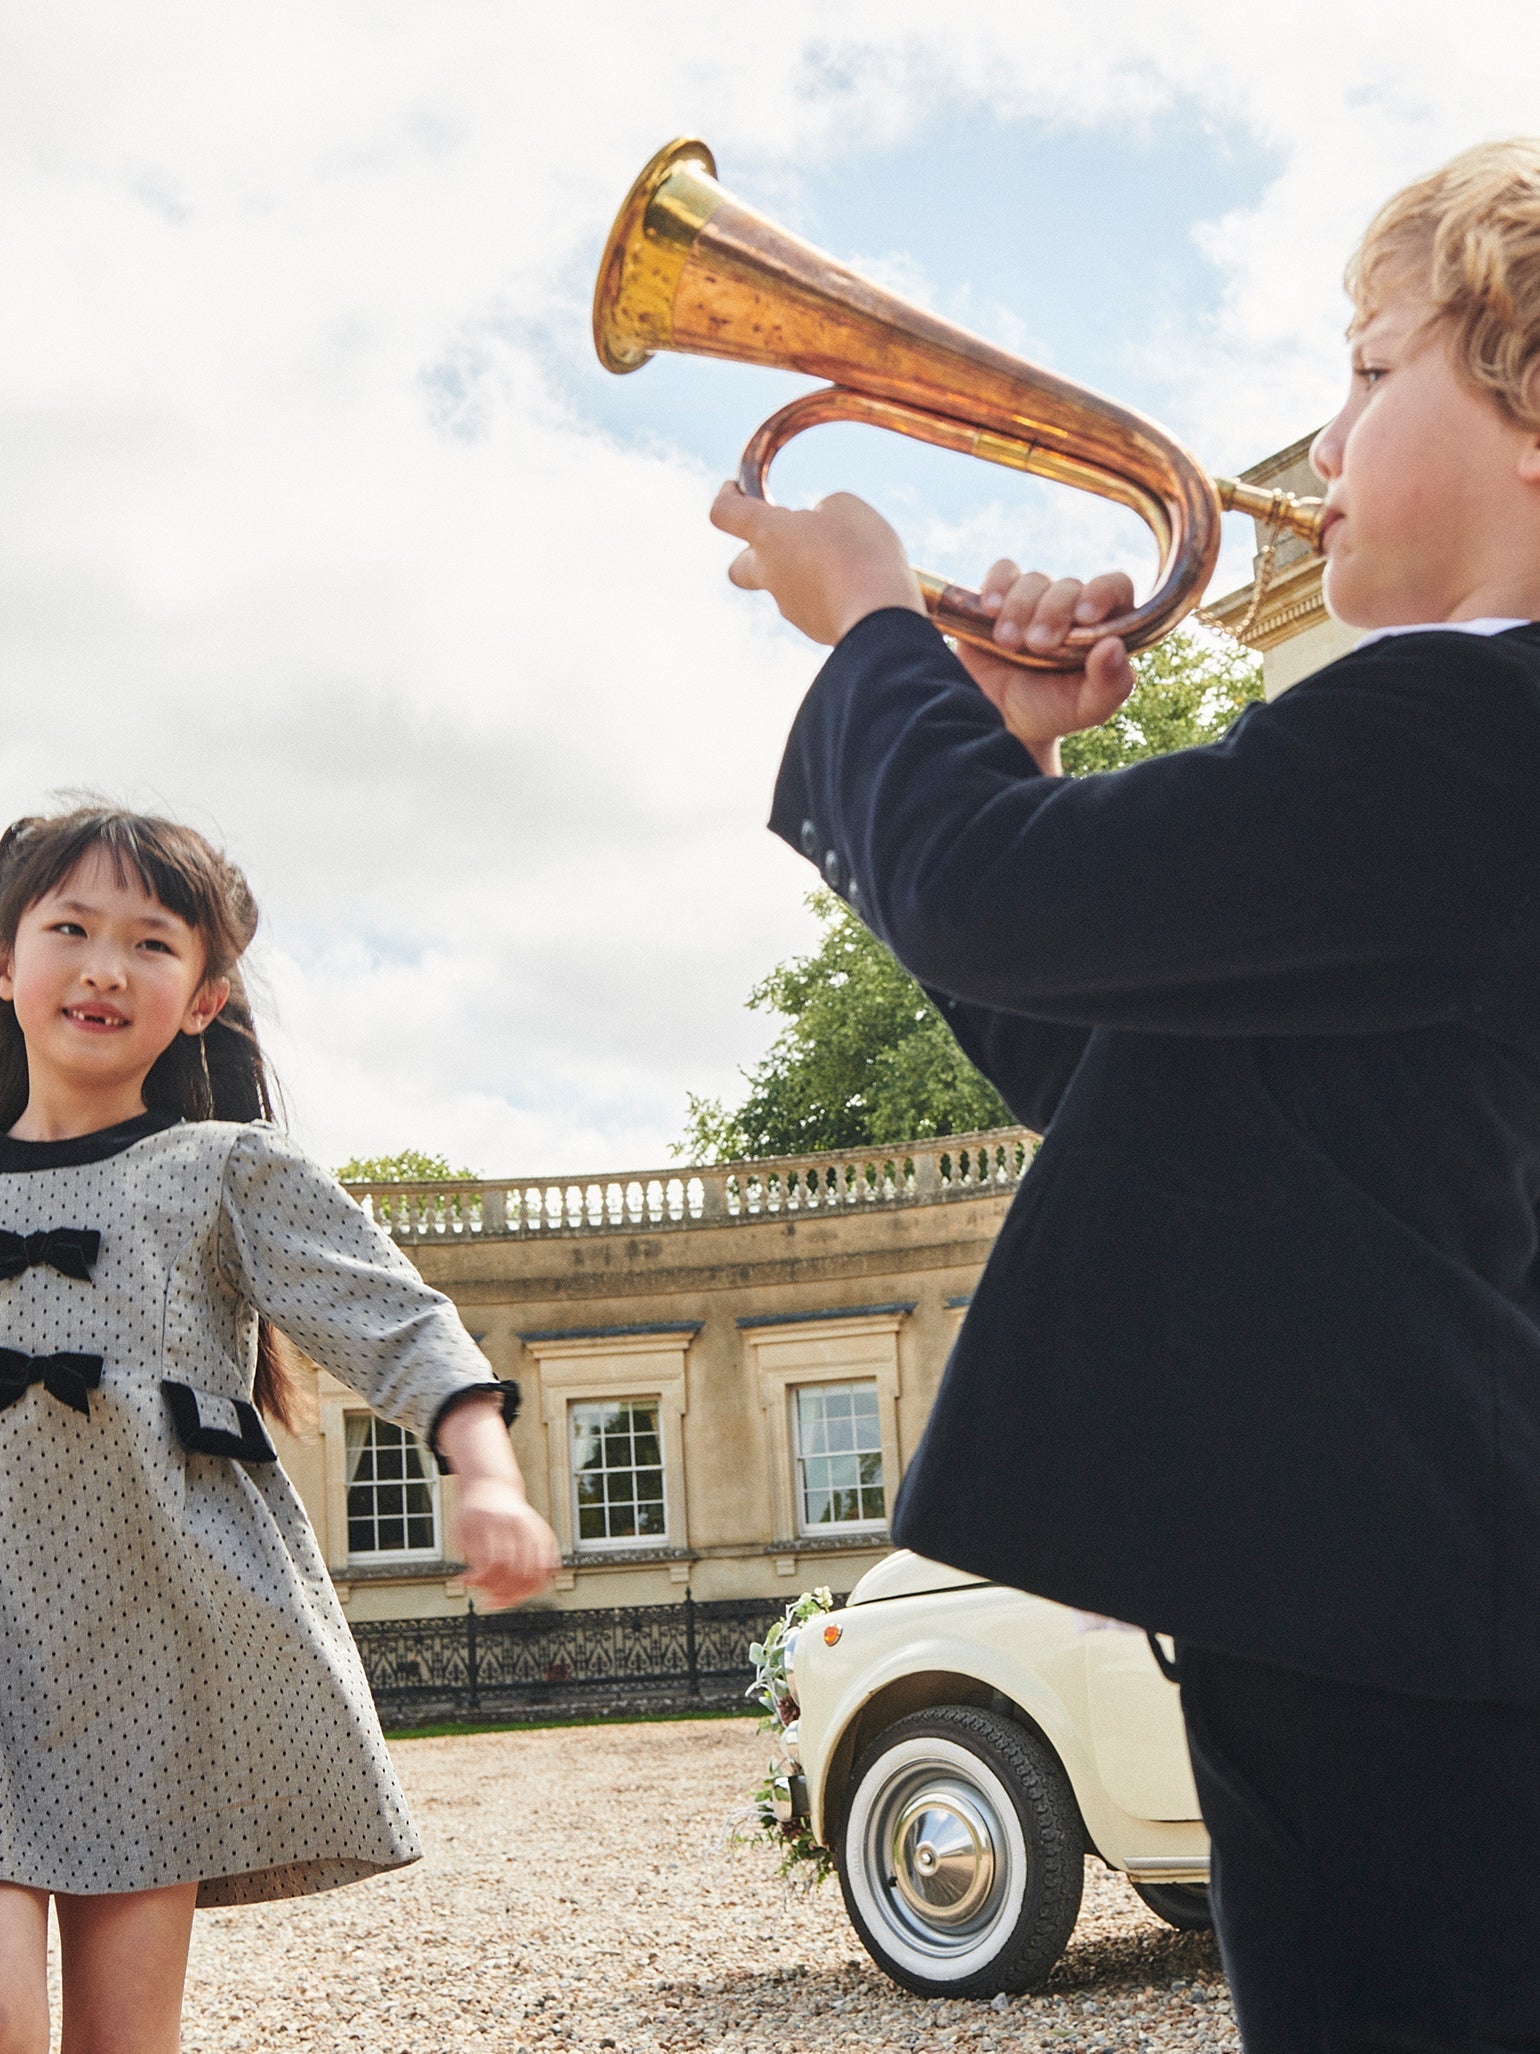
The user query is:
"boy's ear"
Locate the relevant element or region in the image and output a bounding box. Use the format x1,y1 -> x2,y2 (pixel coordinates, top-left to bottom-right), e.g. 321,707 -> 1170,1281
181,975 -> 231,1037
0,949 -> 13,1004
1518,433 -> 1540,487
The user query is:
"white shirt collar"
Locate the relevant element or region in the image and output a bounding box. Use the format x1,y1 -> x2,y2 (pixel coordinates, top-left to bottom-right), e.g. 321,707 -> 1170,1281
1356,617 -> 1533,649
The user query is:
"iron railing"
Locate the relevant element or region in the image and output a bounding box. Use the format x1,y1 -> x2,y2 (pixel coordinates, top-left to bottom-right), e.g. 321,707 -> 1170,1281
343,1127 -> 1036,1244
350,1593 -> 789,1725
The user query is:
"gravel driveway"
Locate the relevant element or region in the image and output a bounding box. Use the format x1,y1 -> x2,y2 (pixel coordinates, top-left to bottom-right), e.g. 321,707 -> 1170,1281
73,1715 -> 1235,2051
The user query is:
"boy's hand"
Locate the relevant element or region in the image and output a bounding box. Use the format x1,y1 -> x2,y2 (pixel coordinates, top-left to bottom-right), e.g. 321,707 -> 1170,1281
452,1480 -> 563,1611
710,483 -> 925,644
958,561 -> 1138,775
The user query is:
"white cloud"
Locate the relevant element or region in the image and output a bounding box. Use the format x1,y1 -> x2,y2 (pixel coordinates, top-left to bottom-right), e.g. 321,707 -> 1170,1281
4,0 -> 1538,1169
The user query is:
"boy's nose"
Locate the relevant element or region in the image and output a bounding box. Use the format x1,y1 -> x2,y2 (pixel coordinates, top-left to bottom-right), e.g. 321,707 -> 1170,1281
1309,416 -> 1343,484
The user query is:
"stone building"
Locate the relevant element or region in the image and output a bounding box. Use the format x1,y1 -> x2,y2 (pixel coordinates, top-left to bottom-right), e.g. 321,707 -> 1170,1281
278,434 -> 1330,1628
1204,430 -> 1349,695
274,1133 -> 1034,1623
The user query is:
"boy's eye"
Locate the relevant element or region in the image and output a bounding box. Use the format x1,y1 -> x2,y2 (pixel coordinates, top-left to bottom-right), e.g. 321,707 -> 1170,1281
49,922 -> 87,938
138,938 -> 176,955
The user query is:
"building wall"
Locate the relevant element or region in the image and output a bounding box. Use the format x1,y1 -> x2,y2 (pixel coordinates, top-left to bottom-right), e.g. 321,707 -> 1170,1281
276,1142 -> 1025,1623
1205,431 -> 1358,696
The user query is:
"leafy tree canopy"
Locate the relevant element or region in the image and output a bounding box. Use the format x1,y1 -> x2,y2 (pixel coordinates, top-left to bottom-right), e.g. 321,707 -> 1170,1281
679,629 -> 1261,1165
336,1148 -> 478,1184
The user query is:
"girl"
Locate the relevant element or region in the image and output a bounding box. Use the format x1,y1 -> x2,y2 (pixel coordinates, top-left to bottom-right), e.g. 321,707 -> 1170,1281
0,805 -> 560,2054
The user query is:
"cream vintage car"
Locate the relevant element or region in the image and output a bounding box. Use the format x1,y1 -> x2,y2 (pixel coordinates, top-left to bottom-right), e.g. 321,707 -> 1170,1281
770,1551 -> 1211,1996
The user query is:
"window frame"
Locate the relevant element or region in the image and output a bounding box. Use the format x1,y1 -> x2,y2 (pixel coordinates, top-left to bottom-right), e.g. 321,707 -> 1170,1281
791,1377 -> 888,1537
524,1330 -> 695,1563
341,1411 -> 443,1566
567,1394 -> 670,1554
741,1307 -> 909,1550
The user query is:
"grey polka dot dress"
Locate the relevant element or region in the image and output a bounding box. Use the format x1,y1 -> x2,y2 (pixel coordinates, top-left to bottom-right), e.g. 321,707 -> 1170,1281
0,1111 -> 500,1906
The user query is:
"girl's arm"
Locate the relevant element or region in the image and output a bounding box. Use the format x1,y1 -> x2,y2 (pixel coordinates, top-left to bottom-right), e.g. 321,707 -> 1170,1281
433,1395 -> 562,1608
218,1127 -> 561,1608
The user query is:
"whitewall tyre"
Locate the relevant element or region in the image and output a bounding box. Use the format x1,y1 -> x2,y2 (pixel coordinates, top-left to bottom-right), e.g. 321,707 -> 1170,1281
836,1706 -> 1084,1997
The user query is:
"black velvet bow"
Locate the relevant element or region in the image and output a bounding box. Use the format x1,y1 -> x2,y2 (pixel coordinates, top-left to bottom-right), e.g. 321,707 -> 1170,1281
0,1227 -> 100,1283
0,1348 -> 104,1418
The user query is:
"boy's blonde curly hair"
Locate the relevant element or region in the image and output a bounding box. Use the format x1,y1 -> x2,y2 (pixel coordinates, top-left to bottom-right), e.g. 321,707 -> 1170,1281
1347,138 -> 1540,428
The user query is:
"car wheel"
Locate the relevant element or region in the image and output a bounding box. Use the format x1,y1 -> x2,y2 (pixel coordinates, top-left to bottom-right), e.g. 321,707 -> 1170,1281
1129,1879 -> 1214,1931
837,1705 -> 1084,1997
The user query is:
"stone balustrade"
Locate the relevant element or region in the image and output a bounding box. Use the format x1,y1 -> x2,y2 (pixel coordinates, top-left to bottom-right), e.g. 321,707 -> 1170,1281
343,1126 -> 1037,1244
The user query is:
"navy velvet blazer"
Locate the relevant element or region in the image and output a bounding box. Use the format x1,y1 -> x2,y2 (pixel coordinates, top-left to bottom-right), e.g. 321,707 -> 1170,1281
769,608 -> 1540,1703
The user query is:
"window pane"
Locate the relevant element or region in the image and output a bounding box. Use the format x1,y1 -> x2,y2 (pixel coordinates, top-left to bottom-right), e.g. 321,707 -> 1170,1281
569,1397 -> 667,1549
796,1380 -> 885,1533
345,1415 -> 440,1559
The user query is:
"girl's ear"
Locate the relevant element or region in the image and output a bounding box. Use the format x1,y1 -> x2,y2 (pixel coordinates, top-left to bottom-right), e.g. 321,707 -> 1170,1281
181,975 -> 231,1037
0,948 -> 13,1005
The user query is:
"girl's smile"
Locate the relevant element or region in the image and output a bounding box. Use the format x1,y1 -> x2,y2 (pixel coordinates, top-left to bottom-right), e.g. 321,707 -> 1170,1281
0,847 -> 229,1139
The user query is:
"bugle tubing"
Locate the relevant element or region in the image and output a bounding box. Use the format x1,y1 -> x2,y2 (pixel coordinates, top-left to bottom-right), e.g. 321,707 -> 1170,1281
594,139 -> 1325,670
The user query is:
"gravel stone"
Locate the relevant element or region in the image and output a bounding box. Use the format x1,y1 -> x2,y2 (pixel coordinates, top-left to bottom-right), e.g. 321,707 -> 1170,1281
49,1716 -> 1234,2050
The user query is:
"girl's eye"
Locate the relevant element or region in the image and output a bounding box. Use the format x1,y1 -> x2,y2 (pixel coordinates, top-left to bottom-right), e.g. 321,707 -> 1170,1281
138,938 -> 176,955
49,922 -> 86,938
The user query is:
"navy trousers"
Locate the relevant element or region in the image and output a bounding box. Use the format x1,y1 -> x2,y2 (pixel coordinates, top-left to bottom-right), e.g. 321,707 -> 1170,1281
1177,1646 -> 1540,2051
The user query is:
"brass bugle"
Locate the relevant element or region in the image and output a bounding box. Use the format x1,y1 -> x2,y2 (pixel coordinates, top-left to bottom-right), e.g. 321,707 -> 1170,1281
593,139 -> 1326,671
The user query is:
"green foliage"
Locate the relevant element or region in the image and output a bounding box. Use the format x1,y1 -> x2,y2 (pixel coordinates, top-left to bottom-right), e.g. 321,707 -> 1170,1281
335,1149 -> 478,1185
678,891 -> 1012,1162
741,1588 -> 837,1886
1059,626 -> 1262,773
680,630 -> 1261,1167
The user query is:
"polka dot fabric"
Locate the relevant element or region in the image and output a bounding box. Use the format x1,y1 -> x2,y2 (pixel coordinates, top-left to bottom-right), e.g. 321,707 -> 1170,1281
0,1119 -> 499,1907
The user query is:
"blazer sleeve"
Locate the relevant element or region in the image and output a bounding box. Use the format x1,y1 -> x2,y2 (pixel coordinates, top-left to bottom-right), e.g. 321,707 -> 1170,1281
922,988 -> 1090,1131
217,1124 -> 501,1444
770,608 -> 1534,1037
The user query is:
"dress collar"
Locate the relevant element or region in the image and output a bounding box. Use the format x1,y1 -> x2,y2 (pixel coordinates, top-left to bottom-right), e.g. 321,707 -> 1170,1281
0,1108 -> 183,1173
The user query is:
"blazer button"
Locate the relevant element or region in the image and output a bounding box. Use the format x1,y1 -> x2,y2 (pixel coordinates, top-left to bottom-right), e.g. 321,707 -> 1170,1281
800,819 -> 818,857
823,849 -> 843,890
848,876 -> 863,912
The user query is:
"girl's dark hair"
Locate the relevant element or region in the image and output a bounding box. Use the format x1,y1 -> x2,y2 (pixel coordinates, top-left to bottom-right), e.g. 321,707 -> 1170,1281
0,805 -> 302,1428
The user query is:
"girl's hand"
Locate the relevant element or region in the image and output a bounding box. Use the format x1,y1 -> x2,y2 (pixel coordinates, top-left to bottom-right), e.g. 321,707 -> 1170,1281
453,1479 -> 563,1610
956,562 -> 1138,775
710,483 -> 926,645
435,1393 -> 562,1609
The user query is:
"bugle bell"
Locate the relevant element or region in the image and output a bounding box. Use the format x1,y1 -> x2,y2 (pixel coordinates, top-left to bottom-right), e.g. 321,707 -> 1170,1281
593,138 -> 1325,671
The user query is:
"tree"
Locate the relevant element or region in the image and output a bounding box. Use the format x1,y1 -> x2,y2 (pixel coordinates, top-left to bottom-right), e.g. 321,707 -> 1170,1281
679,629 -> 1262,1164
335,1149 -> 478,1184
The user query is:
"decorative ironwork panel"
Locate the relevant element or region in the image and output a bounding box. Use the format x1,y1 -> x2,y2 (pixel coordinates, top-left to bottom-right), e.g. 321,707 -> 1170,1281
350,1595 -> 790,1723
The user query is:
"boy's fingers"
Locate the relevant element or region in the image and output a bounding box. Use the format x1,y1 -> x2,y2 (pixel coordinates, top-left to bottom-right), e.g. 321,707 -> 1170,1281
993,571 -> 1052,648
979,559 -> 1022,614
1024,577 -> 1086,652
1083,633 -> 1137,710
1073,571 -> 1137,624
726,547 -> 764,591
709,479 -> 764,541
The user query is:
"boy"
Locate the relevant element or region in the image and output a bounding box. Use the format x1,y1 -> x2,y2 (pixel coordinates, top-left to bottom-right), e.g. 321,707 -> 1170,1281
711,140 -> 1540,2047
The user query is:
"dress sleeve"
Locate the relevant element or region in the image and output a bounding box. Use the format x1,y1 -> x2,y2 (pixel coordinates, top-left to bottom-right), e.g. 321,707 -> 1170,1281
770,608 -> 1535,1037
217,1124 -> 503,1446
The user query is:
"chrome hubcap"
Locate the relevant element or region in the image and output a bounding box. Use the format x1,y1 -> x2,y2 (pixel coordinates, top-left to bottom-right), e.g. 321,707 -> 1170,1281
891,1789 -> 997,1925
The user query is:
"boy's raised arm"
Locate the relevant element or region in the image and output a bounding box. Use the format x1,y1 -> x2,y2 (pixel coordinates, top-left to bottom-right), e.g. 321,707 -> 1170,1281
771,607 -> 1530,1039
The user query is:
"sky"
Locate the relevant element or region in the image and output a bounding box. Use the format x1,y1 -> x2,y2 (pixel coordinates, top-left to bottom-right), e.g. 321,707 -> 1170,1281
3,0 -> 1539,1176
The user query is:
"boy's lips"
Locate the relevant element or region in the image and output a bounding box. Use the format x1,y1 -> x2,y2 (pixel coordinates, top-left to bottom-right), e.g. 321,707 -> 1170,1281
1319,508 -> 1345,551
62,1004 -> 130,1032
